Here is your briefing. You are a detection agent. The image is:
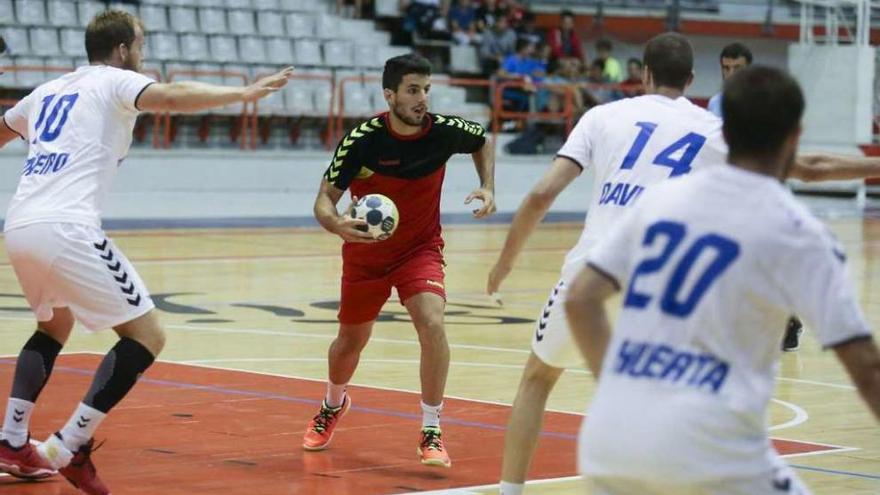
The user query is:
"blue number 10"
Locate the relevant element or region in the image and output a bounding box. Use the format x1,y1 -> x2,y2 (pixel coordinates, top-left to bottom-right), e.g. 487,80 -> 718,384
33,93 -> 79,143
620,122 -> 707,177
625,220 -> 740,318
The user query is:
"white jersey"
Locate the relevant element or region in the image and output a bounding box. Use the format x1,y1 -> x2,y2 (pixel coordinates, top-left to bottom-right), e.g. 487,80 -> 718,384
581,164 -> 871,482
558,94 -> 727,278
2,65 -> 155,231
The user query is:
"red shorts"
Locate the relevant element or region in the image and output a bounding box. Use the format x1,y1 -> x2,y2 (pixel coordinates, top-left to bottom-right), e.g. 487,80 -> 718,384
338,246 -> 446,324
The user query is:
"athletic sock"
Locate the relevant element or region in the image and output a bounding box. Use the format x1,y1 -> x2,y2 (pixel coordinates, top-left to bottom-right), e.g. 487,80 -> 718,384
421,401 -> 442,428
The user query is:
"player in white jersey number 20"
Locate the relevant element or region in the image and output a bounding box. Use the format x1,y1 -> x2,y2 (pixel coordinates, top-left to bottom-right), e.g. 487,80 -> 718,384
566,66 -> 880,494
488,32 -> 880,495
0,10 -> 292,495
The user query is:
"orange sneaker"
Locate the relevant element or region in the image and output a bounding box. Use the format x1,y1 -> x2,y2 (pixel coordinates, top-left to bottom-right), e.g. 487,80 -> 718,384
302,395 -> 351,451
418,426 -> 451,468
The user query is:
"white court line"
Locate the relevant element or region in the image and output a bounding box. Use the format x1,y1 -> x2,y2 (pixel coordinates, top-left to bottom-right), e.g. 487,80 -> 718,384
768,398 -> 809,431
388,475 -> 584,495
179,357 -> 582,373
777,377 -> 856,391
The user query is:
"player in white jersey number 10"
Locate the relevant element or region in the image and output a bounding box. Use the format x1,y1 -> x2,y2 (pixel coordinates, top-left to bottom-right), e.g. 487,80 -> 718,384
0,10 -> 292,495
566,65 -> 880,494
489,32 -> 880,495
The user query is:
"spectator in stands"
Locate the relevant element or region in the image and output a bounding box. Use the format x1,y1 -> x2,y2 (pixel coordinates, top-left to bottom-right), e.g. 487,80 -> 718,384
516,10 -> 544,47
547,10 -> 585,64
580,58 -> 613,109
537,57 -> 584,114
479,15 -> 517,75
498,39 -> 546,111
708,42 -> 752,117
620,57 -> 644,97
401,0 -> 447,39
476,0 -> 500,31
594,38 -> 623,82
449,0 -> 480,45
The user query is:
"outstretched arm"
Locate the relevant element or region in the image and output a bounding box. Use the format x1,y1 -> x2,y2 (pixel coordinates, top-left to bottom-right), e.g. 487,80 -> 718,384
791,153 -> 880,182
486,157 -> 581,296
137,67 -> 294,113
0,115 -> 21,148
466,138 -> 497,219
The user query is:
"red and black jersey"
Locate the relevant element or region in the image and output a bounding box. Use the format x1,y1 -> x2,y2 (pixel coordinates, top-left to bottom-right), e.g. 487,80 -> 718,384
324,112 -> 486,265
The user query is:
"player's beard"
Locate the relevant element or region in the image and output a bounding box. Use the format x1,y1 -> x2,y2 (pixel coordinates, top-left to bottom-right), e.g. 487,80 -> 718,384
392,102 -> 425,127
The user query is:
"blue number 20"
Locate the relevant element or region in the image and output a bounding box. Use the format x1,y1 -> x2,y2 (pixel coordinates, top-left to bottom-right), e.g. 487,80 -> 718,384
620,122 -> 706,177
33,93 -> 79,143
624,220 -> 740,318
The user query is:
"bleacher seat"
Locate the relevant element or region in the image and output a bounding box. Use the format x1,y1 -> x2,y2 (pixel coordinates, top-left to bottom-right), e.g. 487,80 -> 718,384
227,9 -> 255,35
238,36 -> 267,64
285,13 -> 314,38
379,45 -> 410,63
47,1 -> 79,27
151,32 -> 180,60
165,62 -> 196,81
342,84 -> 378,117
225,0 -> 253,8
222,63 -> 250,83
180,33 -> 209,61
265,38 -> 294,65
299,68 -> 333,115
0,0 -> 14,24
285,85 -> 315,115
256,11 -> 285,37
449,44 -> 480,73
208,35 -> 238,63
353,43 -> 383,68
15,0 -> 47,25
169,7 -> 198,33
199,8 -> 227,34
108,3 -> 139,16
323,40 -> 353,68
284,0 -> 324,13
12,56 -> 45,87
197,0 -> 226,7
59,28 -> 85,57
140,5 -> 169,32
45,56 -> 75,71
2,27 -> 30,56
78,2 -> 105,27
253,0 -> 280,10
337,19 -> 375,40
258,89 -> 289,116
314,15 -> 337,39
293,39 -> 322,66
30,27 -> 60,57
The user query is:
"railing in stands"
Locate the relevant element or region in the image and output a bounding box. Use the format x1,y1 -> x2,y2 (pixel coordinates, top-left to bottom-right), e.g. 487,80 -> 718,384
492,79 -> 577,138
164,69 -> 249,150
249,72 -> 335,150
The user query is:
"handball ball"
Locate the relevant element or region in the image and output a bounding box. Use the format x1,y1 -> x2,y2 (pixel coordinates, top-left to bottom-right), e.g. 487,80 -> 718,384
351,194 -> 399,240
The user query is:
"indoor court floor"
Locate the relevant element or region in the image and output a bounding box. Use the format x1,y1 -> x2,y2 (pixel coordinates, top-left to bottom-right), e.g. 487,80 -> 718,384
0,216 -> 878,494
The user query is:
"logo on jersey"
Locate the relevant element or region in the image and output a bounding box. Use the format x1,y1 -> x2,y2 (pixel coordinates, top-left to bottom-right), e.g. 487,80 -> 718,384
599,181 -> 645,206
535,281 -> 563,341
326,118 -> 382,182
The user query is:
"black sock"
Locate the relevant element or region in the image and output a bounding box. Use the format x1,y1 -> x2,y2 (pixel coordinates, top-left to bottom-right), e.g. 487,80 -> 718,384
83,338 -> 155,413
10,331 -> 63,402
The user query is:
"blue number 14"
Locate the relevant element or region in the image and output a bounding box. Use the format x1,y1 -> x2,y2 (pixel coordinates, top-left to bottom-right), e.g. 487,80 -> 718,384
620,122 -> 707,177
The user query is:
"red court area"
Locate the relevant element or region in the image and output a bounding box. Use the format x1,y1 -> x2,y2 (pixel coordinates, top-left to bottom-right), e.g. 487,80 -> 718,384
0,354 -> 842,495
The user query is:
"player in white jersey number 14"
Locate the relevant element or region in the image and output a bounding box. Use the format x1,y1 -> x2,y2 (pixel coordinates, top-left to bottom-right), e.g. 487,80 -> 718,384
566,66 -> 880,494
0,10 -> 292,495
489,32 -> 880,495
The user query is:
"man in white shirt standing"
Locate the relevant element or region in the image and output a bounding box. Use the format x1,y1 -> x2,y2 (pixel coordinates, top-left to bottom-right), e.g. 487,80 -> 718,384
565,65 -> 880,494
0,10 -> 292,495
487,32 -> 880,495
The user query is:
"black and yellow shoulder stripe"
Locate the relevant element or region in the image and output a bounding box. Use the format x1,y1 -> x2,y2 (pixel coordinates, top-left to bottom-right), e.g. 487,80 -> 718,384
434,114 -> 485,137
326,117 -> 383,181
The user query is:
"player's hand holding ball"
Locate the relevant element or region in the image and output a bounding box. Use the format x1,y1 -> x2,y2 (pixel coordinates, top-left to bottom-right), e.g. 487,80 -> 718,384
341,194 -> 399,242
466,188 -> 496,219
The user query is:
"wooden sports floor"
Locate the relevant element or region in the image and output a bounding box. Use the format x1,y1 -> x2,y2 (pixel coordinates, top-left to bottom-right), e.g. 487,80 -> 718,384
0,218 -> 878,494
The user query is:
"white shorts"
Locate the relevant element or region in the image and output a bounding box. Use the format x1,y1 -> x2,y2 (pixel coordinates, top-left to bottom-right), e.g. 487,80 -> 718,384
586,458 -> 811,495
531,276 -> 584,369
4,223 -> 154,331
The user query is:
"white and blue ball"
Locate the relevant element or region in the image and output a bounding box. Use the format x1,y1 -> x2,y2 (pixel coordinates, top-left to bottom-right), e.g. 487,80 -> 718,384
351,194 -> 399,240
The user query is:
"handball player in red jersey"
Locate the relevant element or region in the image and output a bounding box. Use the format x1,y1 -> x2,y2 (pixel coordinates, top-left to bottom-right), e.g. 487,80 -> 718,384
303,53 -> 496,467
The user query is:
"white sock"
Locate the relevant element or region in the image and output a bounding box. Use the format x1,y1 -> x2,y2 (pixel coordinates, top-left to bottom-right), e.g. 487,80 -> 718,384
37,433 -> 73,470
499,481 -> 525,495
498,481 -> 525,495
58,403 -> 106,453
421,401 -> 442,428
325,382 -> 346,408
1,398 -> 34,448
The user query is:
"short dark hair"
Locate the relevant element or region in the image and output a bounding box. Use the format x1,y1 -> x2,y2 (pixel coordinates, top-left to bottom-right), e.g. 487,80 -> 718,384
561,9 -> 575,19
642,32 -> 693,90
722,65 -> 804,162
627,57 -> 643,68
85,10 -> 142,62
382,53 -> 432,91
515,38 -> 533,53
719,42 -> 753,64
596,38 -> 613,51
